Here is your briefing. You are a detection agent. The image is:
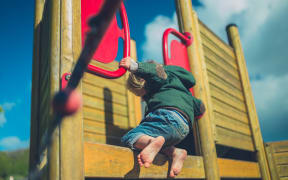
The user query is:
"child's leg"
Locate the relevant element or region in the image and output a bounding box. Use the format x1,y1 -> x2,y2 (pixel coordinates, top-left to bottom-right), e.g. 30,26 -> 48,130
134,135 -> 165,168
162,146 -> 187,178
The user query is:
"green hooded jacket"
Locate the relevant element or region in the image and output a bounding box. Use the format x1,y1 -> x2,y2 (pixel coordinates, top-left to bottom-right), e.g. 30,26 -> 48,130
134,62 -> 205,125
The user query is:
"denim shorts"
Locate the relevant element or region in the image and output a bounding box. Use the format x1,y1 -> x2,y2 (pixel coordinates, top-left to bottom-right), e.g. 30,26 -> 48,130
121,108 -> 190,150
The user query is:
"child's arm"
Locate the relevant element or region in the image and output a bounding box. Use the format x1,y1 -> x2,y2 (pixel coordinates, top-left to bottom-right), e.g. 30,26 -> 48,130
120,57 -> 167,84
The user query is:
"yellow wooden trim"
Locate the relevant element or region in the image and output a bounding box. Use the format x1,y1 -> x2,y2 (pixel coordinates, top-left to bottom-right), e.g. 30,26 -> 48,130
218,158 -> 261,178
84,142 -> 205,178
175,0 -> 220,179
227,25 -> 271,180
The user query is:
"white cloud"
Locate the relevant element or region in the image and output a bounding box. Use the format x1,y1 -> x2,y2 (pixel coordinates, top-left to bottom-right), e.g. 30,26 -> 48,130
2,102 -> 16,111
0,136 -> 30,151
0,112 -> 6,127
0,101 -> 17,127
141,13 -> 178,63
251,74 -> 288,141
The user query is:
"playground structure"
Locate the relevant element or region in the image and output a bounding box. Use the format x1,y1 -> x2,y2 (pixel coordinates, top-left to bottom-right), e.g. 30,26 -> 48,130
29,0 -> 287,179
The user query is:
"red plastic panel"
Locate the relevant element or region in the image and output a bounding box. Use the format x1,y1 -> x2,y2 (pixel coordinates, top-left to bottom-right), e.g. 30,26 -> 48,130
162,28 -> 194,95
81,0 -> 123,63
168,40 -> 190,69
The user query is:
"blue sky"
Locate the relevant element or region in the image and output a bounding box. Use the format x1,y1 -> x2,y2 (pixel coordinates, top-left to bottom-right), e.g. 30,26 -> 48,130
0,0 -> 287,151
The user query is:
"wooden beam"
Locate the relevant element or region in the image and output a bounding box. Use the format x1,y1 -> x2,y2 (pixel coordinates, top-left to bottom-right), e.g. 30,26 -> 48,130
48,0 -> 61,179
226,24 -> 271,180
84,142 -> 205,179
218,158 -> 261,178
29,0 -> 45,173
59,0 -> 84,179
174,0 -> 220,179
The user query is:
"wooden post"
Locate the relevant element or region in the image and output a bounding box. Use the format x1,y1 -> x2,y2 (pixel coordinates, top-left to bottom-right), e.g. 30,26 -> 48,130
174,0 -> 220,179
59,0 -> 84,179
30,0 -> 45,173
48,0 -> 61,179
226,24 -> 271,180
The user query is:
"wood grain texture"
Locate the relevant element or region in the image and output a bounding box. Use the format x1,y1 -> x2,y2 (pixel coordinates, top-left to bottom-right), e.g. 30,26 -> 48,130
216,126 -> 255,151
175,1 -> 220,179
214,111 -> 251,136
227,25 -> 271,180
84,142 -> 205,179
218,158 -> 261,178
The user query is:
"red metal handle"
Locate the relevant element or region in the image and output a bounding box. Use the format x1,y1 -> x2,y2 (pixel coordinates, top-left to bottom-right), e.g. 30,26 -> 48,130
162,28 -> 193,65
87,2 -> 130,79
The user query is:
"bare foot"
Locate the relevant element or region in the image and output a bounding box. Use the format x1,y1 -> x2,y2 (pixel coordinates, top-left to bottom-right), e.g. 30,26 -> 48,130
169,148 -> 187,177
137,136 -> 165,168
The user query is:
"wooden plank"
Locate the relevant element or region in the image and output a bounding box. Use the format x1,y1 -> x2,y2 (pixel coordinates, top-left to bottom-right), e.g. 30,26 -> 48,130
83,94 -> 128,117
207,68 -> 242,92
82,82 -> 128,106
214,111 -> 251,136
84,142 -> 205,178
84,131 -> 123,145
218,158 -> 261,178
212,97 -> 249,124
83,119 -> 130,137
278,165 -> 288,177
208,71 -> 245,101
201,36 -> 237,70
281,177 -> 288,180
83,71 -> 126,87
206,56 -> 242,90
216,126 -> 255,151
204,48 -> 239,80
274,152 -> 288,165
199,20 -> 235,58
210,84 -> 247,112
271,141 -> 288,153
89,59 -> 120,71
83,107 -> 129,127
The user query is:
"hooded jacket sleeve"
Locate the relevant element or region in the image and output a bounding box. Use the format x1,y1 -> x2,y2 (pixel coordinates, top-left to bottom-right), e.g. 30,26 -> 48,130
165,65 -> 196,89
134,62 -> 167,85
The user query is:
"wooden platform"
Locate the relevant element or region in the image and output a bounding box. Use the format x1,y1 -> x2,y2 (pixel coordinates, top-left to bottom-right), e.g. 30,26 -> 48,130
265,141 -> 288,180
84,142 -> 261,179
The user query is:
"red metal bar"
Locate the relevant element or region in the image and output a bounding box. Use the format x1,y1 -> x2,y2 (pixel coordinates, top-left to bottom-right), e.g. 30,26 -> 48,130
162,28 -> 193,65
87,2 -> 130,79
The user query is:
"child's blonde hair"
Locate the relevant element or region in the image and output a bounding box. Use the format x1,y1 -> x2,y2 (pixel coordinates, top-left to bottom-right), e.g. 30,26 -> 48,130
126,73 -> 146,96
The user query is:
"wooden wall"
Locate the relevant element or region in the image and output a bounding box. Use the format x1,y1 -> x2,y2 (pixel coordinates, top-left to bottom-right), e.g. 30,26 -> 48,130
265,141 -> 288,180
82,60 -> 141,146
199,21 -> 255,152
